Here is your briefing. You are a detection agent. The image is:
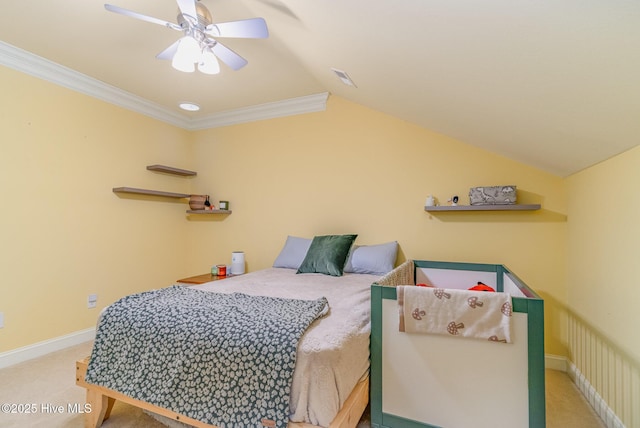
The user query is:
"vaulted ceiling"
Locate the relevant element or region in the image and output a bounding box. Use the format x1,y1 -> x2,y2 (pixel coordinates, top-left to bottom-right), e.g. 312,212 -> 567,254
1,0 -> 639,176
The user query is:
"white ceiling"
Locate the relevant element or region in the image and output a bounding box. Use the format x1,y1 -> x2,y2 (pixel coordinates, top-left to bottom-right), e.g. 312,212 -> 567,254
1,0 -> 639,176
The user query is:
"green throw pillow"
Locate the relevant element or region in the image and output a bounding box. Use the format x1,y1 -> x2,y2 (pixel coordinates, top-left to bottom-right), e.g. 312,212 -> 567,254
296,234 -> 358,276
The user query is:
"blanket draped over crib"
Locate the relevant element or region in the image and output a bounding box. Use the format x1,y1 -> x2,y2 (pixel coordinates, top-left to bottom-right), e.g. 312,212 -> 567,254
85,286 -> 328,428
397,286 -> 512,343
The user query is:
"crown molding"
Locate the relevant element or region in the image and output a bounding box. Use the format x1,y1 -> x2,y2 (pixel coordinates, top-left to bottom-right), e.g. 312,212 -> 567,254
0,41 -> 189,128
188,92 -> 330,130
0,41 -> 328,130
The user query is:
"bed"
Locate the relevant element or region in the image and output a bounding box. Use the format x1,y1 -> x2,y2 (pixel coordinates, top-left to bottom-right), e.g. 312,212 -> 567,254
77,235 -> 399,428
370,260 -> 546,428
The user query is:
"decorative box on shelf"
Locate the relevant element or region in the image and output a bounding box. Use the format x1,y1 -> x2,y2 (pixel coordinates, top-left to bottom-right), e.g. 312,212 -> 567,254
469,185 -> 516,205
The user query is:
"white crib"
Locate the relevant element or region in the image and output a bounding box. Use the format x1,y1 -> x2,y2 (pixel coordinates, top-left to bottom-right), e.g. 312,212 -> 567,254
370,260 -> 545,428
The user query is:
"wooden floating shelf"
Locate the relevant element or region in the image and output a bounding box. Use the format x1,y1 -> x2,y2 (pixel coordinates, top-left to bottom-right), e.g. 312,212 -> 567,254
146,164 -> 196,176
186,210 -> 232,215
425,204 -> 541,212
114,166 -> 232,217
113,187 -> 190,199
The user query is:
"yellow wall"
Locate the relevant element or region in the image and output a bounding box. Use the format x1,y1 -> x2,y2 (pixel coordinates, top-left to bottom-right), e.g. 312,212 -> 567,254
0,66 -> 569,357
564,147 -> 640,427
187,96 -> 568,355
566,146 -> 640,362
0,66 -> 194,352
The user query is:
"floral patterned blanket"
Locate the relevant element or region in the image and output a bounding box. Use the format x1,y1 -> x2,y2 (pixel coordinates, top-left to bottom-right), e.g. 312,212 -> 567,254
85,286 -> 328,428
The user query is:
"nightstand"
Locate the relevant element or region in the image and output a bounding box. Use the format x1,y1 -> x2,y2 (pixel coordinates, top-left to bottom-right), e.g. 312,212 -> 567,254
176,273 -> 228,284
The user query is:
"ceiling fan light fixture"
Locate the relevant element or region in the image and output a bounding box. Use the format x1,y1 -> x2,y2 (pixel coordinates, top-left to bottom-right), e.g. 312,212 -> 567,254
106,1 -> 269,75
172,54 -> 195,72
198,48 -> 220,75
172,36 -> 200,72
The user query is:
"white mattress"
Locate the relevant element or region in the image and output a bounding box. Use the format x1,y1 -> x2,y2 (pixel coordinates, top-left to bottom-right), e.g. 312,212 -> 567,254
190,267 -> 378,427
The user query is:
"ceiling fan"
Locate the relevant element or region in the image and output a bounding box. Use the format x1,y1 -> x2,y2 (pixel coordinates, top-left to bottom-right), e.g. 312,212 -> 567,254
104,0 -> 269,74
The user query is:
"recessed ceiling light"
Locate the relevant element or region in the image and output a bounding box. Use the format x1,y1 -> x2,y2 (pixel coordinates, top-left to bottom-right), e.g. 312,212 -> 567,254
179,102 -> 200,112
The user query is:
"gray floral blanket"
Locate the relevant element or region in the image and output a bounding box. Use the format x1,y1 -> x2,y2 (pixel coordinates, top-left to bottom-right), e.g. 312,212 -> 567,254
85,286 -> 328,428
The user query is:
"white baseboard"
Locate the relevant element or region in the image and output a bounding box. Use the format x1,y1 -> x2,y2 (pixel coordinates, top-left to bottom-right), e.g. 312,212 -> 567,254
567,362 -> 626,428
0,327 -> 95,369
545,353 -> 568,371
545,354 -> 625,428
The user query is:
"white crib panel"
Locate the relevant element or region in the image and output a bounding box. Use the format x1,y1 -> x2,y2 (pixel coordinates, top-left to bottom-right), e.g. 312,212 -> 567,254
503,274 -> 527,297
381,298 -> 529,428
416,268 -> 497,290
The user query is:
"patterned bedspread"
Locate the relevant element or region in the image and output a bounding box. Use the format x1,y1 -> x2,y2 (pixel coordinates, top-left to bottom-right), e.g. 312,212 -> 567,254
85,286 -> 328,428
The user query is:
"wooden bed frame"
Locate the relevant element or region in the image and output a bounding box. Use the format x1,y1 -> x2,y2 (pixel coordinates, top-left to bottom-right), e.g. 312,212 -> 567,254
76,357 -> 369,428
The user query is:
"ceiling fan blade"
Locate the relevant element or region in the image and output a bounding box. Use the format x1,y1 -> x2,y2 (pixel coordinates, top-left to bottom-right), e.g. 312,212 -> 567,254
206,18 -> 269,39
156,40 -> 180,60
104,4 -> 176,28
176,0 -> 197,20
211,41 -> 248,70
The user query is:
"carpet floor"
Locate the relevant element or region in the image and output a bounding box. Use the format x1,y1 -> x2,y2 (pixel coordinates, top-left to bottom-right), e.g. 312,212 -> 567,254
0,341 -> 605,427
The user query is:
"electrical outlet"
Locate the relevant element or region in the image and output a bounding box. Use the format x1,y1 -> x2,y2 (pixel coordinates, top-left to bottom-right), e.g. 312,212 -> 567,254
0,311 -> 4,328
87,294 -> 98,309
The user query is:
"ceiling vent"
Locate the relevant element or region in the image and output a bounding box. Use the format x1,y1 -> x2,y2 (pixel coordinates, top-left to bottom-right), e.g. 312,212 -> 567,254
331,68 -> 357,87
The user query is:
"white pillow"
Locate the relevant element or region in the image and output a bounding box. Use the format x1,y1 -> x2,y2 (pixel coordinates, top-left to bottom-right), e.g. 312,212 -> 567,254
344,241 -> 398,275
272,236 -> 312,269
